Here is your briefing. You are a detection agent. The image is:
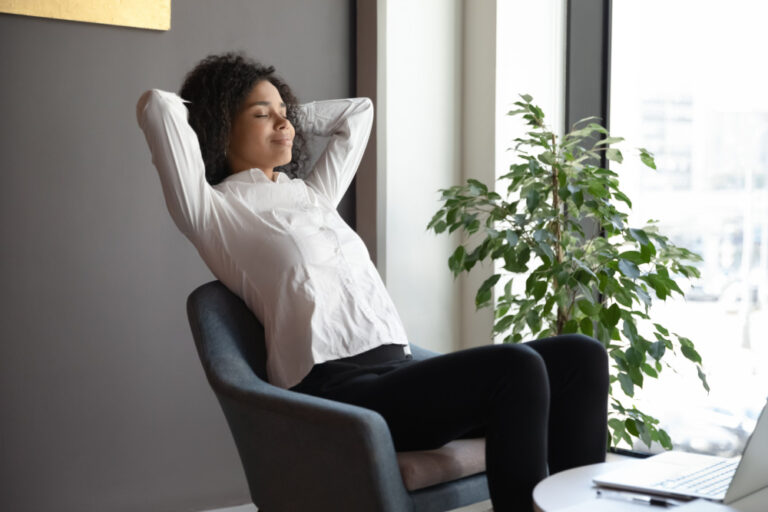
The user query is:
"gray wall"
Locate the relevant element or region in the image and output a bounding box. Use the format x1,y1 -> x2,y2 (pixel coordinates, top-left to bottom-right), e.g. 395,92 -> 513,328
0,2 -> 353,511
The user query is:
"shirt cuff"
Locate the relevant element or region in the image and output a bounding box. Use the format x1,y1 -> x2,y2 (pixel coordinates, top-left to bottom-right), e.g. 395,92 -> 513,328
297,101 -> 317,135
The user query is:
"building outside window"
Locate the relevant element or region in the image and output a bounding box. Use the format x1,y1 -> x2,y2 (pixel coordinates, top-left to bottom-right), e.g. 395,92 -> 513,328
610,0 -> 768,456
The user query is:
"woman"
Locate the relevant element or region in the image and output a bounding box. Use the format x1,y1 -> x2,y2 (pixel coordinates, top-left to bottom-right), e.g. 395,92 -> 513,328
137,52 -> 609,511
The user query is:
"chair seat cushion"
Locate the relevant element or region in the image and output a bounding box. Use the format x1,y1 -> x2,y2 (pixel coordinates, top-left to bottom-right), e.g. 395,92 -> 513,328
396,438 -> 486,491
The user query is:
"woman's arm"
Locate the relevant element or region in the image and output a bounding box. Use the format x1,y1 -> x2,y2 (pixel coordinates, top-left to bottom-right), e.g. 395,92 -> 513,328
136,89 -> 212,237
300,97 -> 373,208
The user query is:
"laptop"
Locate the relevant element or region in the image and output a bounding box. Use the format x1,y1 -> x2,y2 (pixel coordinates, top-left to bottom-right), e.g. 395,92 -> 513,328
593,399 -> 768,504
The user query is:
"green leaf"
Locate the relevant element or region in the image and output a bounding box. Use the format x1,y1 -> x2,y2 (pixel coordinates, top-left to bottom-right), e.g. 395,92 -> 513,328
622,319 -> 639,343
697,366 -> 711,393
517,246 -> 531,267
539,151 -> 556,165
615,289 -> 633,307
526,189 -> 540,212
526,310 -> 542,333
577,299 -> 599,316
680,344 -> 702,364
639,148 -> 657,169
466,178 -> 488,194
645,274 -> 670,300
618,259 -> 640,279
653,323 -> 669,336
657,429 -> 672,449
448,246 -> 466,276
629,228 -> 651,246
536,242 -> 555,265
613,190 -> 633,208
531,281 -> 548,301
427,210 -> 444,230
637,420 -> 652,448
543,296 -> 557,316
625,418 -> 639,436
648,341 -> 666,360
608,417 -> 624,431
476,274 -> 501,308
506,230 -> 519,246
619,250 -> 648,265
562,319 -> 579,334
640,238 -> 657,260
577,281 -> 596,304
572,190 -> 584,208
588,182 -> 609,198
494,315 -> 515,334
475,288 -> 491,308
642,363 -> 659,378
586,122 -> 609,135
580,317 -> 594,337
635,286 -> 652,308
446,207 -> 458,225
599,304 -> 621,327
618,373 -> 634,397
479,273 -> 501,292
594,136 -> 625,147
533,229 -> 549,242
625,347 -> 643,367
605,148 -> 623,163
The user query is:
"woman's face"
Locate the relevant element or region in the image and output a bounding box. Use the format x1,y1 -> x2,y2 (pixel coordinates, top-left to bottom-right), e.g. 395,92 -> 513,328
227,80 -> 295,178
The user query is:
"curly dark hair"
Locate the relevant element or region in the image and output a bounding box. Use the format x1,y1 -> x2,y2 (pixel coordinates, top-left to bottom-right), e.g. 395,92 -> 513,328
179,52 -> 308,185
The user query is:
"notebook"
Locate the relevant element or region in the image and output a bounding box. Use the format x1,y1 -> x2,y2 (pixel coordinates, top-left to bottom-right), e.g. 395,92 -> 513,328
593,399 -> 768,504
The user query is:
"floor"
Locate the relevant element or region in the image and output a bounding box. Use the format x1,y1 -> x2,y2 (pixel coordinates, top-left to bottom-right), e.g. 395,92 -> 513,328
205,500 -> 493,512
203,454 -> 630,512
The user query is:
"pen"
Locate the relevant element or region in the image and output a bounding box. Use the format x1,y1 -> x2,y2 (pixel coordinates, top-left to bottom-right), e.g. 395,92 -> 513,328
596,488 -> 675,507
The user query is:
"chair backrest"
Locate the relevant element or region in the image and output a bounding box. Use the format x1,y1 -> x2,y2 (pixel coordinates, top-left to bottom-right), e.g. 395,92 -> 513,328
186,280 -> 269,391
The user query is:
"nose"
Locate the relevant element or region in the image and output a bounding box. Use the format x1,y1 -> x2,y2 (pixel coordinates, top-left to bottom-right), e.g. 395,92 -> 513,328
276,113 -> 289,130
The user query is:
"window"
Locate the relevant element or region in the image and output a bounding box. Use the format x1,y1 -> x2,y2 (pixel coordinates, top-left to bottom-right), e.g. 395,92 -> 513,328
610,0 -> 768,455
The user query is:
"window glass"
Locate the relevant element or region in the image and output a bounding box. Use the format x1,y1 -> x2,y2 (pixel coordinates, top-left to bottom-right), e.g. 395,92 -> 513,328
611,0 -> 768,455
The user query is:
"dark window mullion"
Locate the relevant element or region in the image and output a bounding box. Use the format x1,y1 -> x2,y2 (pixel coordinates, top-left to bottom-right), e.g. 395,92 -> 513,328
566,0 -> 651,458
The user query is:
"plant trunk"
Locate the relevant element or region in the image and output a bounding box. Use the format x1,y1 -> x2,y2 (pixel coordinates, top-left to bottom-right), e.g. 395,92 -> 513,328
550,135 -> 567,334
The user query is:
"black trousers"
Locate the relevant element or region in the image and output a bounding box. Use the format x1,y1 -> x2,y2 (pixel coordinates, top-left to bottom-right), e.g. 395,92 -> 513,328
291,335 -> 609,511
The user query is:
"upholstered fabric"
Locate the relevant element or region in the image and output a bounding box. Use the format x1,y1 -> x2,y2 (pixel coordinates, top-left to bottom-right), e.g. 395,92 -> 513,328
397,438 -> 486,491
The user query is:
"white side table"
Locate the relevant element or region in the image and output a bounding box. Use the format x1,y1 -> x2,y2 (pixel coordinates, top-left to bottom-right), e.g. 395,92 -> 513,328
533,461 -> 648,511
532,461 -> 768,512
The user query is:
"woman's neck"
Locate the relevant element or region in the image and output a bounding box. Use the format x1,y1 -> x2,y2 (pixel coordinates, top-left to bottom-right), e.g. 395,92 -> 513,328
260,168 -> 276,182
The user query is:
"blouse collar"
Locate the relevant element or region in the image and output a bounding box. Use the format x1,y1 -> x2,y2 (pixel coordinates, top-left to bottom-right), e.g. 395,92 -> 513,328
221,169 -> 288,185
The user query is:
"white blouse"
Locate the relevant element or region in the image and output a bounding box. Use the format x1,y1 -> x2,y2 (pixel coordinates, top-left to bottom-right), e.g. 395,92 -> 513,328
136,89 -> 410,389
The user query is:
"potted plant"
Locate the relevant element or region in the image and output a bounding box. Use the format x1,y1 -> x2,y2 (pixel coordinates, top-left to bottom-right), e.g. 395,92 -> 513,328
428,95 -> 708,450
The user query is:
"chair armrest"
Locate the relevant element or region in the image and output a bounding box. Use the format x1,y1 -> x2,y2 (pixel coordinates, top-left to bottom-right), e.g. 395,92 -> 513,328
214,379 -> 413,512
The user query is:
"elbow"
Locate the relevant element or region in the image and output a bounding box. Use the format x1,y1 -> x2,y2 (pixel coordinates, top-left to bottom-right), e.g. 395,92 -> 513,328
359,96 -> 373,115
135,89 -> 156,128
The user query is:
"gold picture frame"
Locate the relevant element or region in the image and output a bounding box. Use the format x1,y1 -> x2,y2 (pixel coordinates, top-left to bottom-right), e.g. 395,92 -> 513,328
0,0 -> 171,31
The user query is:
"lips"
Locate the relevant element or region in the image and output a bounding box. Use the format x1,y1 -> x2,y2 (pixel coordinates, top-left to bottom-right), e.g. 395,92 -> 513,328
271,136 -> 293,146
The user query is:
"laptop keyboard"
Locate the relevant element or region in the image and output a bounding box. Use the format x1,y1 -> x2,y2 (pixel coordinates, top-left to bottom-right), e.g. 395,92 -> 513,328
653,459 -> 739,498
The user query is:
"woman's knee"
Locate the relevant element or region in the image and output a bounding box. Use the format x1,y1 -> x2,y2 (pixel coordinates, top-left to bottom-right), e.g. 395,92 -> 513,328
528,334 -> 609,392
569,334 -> 607,363
557,334 -> 609,391
483,344 -> 549,390
541,334 -> 607,368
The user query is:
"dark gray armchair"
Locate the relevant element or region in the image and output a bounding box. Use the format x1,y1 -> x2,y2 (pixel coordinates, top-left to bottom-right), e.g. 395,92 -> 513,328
187,280 -> 489,512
